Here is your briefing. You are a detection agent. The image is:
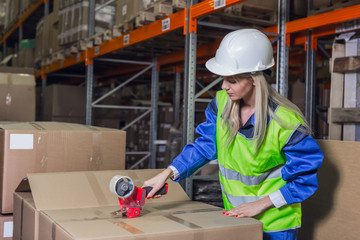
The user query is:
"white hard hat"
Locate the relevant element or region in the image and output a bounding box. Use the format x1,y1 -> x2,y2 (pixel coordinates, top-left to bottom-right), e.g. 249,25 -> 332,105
205,29 -> 275,76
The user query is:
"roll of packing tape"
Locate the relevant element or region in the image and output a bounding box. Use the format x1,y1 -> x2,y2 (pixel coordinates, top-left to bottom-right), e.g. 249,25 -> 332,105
109,175 -> 135,198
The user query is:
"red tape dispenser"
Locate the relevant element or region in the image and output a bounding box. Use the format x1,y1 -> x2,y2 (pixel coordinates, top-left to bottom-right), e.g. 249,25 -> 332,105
109,175 -> 168,218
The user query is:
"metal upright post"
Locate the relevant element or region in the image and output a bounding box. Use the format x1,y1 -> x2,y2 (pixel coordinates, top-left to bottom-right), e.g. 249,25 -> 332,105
149,57 -> 159,169
86,0 -> 95,125
183,0 -> 198,198
305,32 -> 317,130
41,73 -> 47,120
44,0 -> 49,16
174,68 -> 181,121
40,0 -> 50,121
276,0 -> 289,97
18,0 -> 23,50
305,0 -> 316,130
2,41 -> 6,60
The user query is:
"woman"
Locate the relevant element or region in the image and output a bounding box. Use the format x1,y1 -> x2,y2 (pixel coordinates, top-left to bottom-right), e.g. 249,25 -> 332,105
143,29 -> 323,240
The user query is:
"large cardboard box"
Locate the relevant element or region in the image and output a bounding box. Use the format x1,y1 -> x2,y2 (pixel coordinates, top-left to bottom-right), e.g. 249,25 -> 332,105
299,140 -> 360,239
43,84 -> 86,121
0,122 -> 126,214
0,71 -> 35,121
13,170 -> 262,240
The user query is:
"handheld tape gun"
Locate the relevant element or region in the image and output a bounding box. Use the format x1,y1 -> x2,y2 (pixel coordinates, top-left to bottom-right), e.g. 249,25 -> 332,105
109,175 -> 168,218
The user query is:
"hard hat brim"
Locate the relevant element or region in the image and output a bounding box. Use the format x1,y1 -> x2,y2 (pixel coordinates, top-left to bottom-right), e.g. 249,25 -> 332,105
205,57 -> 238,76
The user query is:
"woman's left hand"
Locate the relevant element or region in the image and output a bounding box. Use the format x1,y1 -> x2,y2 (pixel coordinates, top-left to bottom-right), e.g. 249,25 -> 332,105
223,196 -> 273,218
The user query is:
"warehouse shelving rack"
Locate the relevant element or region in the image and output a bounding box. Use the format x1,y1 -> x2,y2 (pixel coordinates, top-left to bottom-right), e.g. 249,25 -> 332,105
1,0 -> 360,197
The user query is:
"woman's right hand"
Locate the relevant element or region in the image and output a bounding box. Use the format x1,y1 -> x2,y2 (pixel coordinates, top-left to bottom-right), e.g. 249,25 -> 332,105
142,168 -> 173,199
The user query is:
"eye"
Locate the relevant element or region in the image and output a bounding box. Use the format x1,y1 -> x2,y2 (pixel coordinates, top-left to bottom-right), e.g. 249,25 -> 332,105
224,77 -> 236,84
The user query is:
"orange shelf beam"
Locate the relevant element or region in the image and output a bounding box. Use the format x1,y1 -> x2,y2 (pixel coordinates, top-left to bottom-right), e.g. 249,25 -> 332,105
1,0 -> 45,44
87,10 -> 185,59
287,4 -> 360,34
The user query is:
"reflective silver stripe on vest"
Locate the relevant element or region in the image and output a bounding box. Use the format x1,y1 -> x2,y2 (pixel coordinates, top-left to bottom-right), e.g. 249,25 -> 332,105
220,183 -> 264,205
219,164 -> 284,186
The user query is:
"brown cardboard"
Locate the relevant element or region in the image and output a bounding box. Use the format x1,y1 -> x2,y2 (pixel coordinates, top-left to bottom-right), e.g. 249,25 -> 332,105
0,122 -> 126,214
59,0 -> 115,45
14,170 -> 262,240
115,0 -> 142,25
0,67 -> 34,75
300,140 -> 360,239
0,214 -> 12,240
0,72 -> 35,121
43,84 -> 86,120
13,192 -> 35,240
18,48 -> 34,68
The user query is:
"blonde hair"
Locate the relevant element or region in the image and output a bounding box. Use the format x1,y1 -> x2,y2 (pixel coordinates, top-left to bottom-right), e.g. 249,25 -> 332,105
222,72 -> 311,152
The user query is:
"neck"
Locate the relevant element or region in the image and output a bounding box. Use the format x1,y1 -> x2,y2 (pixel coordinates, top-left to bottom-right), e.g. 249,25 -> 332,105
242,87 -> 256,109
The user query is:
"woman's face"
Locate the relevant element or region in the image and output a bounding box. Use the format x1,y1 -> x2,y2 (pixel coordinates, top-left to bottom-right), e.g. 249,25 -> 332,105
221,75 -> 255,101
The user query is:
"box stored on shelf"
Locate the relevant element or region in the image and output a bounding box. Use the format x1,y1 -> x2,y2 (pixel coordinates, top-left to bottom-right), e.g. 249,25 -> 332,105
0,68 -> 35,121
0,122 -> 126,214
14,169 -> 263,240
43,84 -> 86,122
58,0 -> 115,45
115,0 -> 142,25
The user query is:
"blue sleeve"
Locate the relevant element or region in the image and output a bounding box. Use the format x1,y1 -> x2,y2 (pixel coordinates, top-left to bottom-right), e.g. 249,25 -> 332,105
169,98 -> 218,181
280,128 -> 324,204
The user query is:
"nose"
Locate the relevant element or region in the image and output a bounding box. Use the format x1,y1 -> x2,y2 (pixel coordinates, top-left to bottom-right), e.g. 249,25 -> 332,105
221,80 -> 229,90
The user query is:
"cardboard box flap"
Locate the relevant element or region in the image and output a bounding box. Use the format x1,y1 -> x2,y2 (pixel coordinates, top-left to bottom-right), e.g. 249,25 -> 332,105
0,72 -> 35,86
27,170 -> 190,211
0,121 -> 125,132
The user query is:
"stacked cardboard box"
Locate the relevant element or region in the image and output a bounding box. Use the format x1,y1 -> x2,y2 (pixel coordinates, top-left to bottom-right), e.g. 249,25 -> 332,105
115,0 -> 142,25
13,169 -> 263,240
17,39 -> 35,68
58,0 -> 115,46
43,84 -> 86,124
0,1 -> 5,31
0,67 -> 35,121
35,12 -> 60,64
4,0 -> 19,30
156,106 -> 174,167
0,121 -> 126,215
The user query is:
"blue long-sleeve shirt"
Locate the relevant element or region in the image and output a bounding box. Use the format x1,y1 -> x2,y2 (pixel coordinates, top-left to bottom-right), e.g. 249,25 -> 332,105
169,97 -> 323,207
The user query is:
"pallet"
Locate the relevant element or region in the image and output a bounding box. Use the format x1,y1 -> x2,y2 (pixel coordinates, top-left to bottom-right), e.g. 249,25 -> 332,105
50,50 -> 65,63
308,0 -> 360,16
144,0 -> 174,19
223,3 -> 277,27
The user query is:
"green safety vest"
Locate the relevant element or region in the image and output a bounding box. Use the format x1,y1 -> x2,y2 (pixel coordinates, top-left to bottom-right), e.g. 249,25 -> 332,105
215,90 -> 302,232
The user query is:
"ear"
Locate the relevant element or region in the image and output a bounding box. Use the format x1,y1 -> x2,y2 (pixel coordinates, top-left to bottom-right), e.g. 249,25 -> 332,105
248,77 -> 255,86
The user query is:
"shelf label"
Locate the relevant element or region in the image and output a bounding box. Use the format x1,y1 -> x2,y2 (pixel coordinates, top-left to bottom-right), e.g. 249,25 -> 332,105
95,46 -> 100,55
162,18 -> 170,31
214,0 -> 226,9
124,34 -> 130,45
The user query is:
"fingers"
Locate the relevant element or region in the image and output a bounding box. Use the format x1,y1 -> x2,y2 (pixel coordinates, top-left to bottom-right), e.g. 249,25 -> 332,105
222,209 -> 249,218
146,188 -> 159,199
